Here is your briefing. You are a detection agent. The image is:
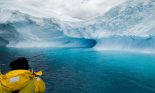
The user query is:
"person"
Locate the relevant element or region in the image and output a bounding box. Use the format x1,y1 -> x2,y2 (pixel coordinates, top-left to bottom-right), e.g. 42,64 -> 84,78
0,57 -> 46,93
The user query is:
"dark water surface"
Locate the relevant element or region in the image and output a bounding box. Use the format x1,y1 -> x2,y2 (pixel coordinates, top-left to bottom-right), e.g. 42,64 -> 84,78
0,48 -> 155,93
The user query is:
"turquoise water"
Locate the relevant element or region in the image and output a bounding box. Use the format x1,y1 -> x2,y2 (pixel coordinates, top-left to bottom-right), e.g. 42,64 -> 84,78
0,48 -> 155,93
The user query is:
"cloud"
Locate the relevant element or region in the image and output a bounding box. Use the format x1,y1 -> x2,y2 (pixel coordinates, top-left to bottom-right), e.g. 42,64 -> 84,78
0,0 -> 127,21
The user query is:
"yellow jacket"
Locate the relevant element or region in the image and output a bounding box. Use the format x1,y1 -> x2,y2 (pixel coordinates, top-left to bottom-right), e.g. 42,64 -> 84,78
0,70 -> 45,93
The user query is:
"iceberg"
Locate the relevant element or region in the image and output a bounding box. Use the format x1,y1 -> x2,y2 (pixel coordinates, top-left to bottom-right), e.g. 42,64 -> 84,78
0,0 -> 155,52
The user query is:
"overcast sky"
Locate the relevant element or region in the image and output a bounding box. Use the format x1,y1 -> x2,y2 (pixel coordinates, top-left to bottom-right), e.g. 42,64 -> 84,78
0,0 -> 127,21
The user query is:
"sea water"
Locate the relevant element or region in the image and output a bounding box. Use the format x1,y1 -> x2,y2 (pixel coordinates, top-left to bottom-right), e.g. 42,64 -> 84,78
0,48 -> 155,93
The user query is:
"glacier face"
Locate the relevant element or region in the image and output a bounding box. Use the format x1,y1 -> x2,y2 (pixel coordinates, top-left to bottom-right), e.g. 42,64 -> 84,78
0,0 -> 155,52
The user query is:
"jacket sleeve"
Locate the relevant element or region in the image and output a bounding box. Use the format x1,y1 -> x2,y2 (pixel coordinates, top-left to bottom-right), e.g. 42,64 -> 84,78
34,77 -> 46,93
0,83 -> 2,93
